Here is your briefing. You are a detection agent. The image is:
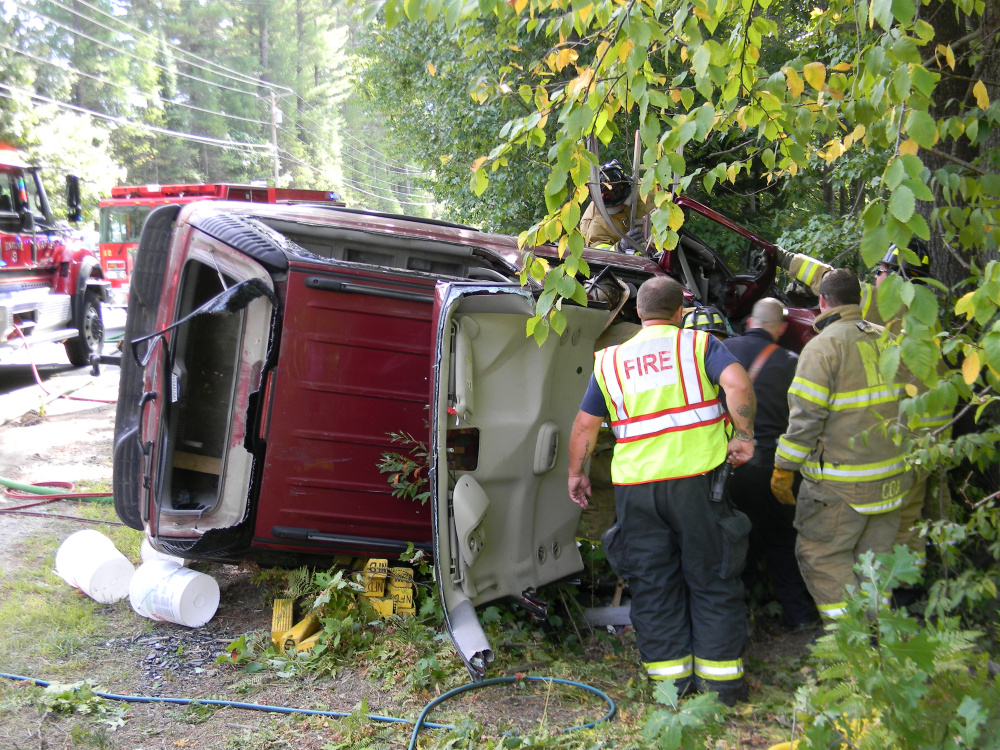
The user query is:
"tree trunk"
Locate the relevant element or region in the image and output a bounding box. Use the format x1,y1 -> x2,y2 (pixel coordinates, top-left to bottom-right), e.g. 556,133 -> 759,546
920,0 -> 1000,291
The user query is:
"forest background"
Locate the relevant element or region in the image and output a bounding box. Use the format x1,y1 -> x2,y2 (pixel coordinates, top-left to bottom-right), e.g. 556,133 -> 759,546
3,0 -> 1000,745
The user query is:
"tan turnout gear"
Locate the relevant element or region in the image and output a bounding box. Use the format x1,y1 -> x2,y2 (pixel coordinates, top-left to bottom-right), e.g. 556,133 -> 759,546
780,249 -> 951,569
776,304 -> 912,618
580,196 -> 653,249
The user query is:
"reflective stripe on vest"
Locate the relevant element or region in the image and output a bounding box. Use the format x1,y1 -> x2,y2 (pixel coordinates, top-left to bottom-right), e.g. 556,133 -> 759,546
594,325 -> 727,484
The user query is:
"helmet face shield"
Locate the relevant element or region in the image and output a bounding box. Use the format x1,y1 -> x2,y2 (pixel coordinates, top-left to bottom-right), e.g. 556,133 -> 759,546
599,160 -> 631,206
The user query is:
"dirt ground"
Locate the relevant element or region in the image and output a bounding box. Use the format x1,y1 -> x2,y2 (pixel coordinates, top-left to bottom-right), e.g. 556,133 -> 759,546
0,373 -> 815,749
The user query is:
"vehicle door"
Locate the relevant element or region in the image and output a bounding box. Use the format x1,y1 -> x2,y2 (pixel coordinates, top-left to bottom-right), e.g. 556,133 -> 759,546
429,281 -> 608,680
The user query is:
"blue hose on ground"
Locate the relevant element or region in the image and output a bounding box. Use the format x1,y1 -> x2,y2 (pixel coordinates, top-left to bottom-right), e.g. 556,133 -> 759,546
0,671 -> 616,745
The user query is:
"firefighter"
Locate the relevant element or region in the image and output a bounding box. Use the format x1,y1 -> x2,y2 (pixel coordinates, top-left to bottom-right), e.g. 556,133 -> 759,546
580,160 -> 653,252
567,276 -> 756,705
776,239 -> 931,325
722,298 -> 816,629
771,269 -> 913,620
776,240 -> 950,601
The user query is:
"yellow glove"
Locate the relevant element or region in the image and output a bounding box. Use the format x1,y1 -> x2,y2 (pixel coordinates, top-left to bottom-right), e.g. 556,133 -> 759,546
771,467 -> 797,505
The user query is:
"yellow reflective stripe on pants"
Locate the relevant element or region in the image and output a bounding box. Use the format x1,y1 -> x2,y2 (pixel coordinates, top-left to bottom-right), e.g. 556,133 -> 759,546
645,656 -> 693,680
693,657 -> 744,681
818,601 -> 847,619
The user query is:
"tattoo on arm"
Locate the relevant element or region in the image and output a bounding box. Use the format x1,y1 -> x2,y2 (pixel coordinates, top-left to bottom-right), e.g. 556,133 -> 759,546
578,440 -> 592,472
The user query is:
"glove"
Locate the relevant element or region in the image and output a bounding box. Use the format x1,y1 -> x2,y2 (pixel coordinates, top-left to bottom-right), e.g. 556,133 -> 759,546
615,227 -> 646,254
775,245 -> 793,270
771,466 -> 797,505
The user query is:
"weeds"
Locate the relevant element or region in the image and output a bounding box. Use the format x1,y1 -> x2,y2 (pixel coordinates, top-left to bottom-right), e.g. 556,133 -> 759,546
377,431 -> 431,505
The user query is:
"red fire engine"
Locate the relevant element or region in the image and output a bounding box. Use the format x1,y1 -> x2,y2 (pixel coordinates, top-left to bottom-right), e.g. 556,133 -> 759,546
98,183 -> 344,304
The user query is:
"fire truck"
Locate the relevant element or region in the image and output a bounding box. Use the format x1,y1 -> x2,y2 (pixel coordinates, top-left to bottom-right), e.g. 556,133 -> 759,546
98,183 -> 344,304
0,145 -> 108,366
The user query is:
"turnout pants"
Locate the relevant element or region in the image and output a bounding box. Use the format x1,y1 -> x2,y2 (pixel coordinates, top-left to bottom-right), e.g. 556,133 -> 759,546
610,473 -> 750,700
794,479 -> 901,619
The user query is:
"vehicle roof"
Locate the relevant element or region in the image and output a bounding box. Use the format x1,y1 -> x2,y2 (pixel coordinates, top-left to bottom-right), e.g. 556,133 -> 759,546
0,145 -> 30,169
180,201 -> 528,269
177,201 -> 667,278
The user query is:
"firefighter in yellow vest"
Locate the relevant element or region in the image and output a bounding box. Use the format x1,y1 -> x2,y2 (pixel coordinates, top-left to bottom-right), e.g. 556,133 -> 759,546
776,240 -> 950,603
580,160 -> 653,252
568,276 -> 757,705
771,270 -> 914,620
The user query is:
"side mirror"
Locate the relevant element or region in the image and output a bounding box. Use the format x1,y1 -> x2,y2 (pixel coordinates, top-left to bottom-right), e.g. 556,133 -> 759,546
19,206 -> 34,232
66,175 -> 82,223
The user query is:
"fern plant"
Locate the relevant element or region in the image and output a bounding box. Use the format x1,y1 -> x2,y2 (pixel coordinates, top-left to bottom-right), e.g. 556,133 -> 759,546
790,546 -> 1000,749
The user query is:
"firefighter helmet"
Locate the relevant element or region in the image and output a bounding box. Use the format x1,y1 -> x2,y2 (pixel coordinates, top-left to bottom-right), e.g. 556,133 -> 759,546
599,160 -> 631,207
881,239 -> 931,280
681,306 -> 733,338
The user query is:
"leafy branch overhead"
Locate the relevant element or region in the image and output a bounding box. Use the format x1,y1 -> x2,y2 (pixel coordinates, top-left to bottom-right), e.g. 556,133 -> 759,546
361,0 -> 997,371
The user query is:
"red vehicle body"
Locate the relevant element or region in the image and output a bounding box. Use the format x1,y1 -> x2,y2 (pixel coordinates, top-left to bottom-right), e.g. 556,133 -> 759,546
98,183 -> 344,304
112,199 -> 816,678
0,145 -> 108,365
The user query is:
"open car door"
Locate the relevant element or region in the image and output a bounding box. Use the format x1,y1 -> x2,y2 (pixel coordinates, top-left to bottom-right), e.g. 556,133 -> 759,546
429,281 -> 609,680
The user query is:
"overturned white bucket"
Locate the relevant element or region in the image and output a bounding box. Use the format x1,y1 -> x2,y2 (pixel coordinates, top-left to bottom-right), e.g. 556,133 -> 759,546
55,529 -> 135,604
140,538 -> 188,567
129,560 -> 220,628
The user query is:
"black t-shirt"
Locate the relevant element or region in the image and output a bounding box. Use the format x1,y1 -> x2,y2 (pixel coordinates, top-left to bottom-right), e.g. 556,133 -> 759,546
722,328 -> 798,446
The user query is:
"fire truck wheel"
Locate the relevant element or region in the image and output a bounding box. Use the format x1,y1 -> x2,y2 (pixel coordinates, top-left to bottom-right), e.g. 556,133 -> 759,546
65,290 -> 105,367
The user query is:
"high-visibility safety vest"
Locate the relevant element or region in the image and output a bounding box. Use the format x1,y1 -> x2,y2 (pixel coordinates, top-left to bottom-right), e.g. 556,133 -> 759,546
594,324 -> 728,485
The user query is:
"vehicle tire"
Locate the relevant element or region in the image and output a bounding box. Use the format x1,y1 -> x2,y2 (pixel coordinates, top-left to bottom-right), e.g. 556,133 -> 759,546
64,290 -> 105,367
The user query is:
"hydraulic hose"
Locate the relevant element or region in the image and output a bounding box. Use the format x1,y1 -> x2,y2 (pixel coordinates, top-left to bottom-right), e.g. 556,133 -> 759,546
0,672 -> 616,744
406,675 -> 616,750
0,477 -> 112,503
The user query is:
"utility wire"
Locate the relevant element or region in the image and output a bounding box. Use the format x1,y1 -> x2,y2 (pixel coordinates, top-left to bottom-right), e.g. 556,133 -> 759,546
280,148 -> 435,207
12,0 -> 266,99
46,0 -> 293,92
293,94 -> 427,175
0,83 -> 273,151
0,41 -> 270,126
279,125 -> 430,198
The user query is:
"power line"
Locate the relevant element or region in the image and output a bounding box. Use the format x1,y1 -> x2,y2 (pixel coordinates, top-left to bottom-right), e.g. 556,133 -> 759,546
44,0 -> 292,94
293,94 -> 427,175
0,41 -> 270,126
279,148 -> 436,207
278,125 -> 430,197
12,0 -> 266,99
0,82 -> 273,151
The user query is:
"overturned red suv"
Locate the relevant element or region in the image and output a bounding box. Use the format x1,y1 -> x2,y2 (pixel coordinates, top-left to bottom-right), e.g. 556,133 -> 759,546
113,198 -> 813,676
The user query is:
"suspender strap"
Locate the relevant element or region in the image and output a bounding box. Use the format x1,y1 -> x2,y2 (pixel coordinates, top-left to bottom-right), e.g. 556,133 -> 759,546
747,343 -> 778,384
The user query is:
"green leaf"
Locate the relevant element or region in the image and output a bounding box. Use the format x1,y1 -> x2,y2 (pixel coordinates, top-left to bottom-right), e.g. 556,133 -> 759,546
879,343 -> 901,382
982,332 -> 1000,371
901,336 -> 937,381
692,45 -> 711,76
905,110 -> 938,148
550,309 -> 567,336
909,285 -> 939,326
861,224 -> 890,267
884,158 -> 906,190
471,167 -> 488,196
888,185 -> 915,222
877,274 -> 904,320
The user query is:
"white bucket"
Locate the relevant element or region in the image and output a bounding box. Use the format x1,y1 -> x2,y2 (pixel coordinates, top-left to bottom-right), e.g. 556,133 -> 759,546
129,560 -> 220,628
54,529 -> 135,604
140,538 -> 188,567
